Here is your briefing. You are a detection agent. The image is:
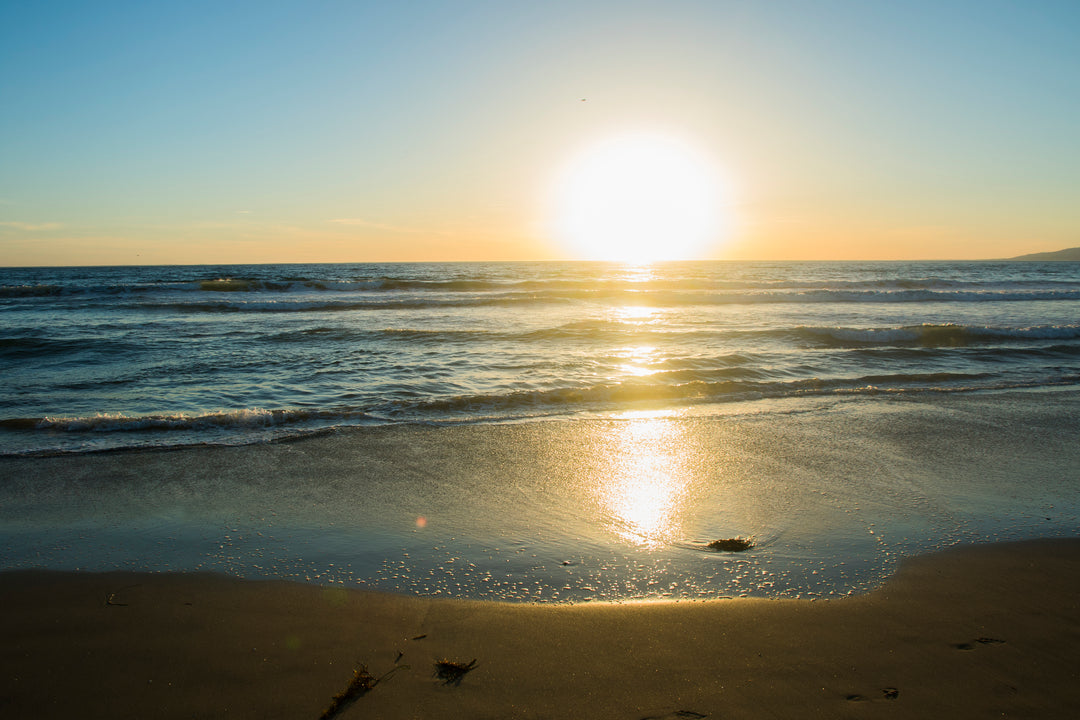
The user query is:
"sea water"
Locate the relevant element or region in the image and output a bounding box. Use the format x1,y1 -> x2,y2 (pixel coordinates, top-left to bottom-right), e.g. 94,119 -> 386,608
3,261 -> 1079,454
1,261 -> 1078,600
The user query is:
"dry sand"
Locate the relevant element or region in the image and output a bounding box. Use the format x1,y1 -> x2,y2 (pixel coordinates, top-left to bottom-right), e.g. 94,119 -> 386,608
2,538 -> 1078,719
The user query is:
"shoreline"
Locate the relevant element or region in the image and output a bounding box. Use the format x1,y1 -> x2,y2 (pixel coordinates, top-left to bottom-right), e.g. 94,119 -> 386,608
3,537 -> 1078,719
5,384 -> 1080,460
3,387 -> 1079,602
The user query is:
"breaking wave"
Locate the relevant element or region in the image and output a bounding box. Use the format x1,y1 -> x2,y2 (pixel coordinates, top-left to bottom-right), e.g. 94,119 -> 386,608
4,369 -> 1067,451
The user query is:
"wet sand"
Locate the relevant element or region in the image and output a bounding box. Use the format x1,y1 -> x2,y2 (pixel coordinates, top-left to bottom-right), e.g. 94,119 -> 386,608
2,538 -> 1078,719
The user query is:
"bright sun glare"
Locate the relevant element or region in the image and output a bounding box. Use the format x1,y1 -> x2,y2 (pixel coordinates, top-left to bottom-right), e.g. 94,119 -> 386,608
551,133 -> 725,263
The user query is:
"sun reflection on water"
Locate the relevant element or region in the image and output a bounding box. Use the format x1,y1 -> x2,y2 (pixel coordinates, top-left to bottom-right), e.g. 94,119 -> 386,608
615,305 -> 659,322
595,416 -> 693,548
610,305 -> 663,377
616,345 -> 659,377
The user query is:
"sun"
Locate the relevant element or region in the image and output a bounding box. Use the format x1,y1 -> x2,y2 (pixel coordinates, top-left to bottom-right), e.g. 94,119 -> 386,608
550,133 -> 725,263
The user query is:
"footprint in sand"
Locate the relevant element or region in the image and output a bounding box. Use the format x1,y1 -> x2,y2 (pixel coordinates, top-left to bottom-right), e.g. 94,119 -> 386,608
845,688 -> 899,702
953,637 -> 1006,651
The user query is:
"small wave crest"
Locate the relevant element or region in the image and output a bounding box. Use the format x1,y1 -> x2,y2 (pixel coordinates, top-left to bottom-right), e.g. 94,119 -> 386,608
0,284 -> 63,297
10,273 -> 1080,306
1,408 -> 368,434
195,277 -> 381,292
388,372 -> 1009,419
799,323 -> 1080,348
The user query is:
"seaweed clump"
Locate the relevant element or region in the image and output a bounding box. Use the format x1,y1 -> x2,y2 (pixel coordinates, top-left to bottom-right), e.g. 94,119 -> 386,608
320,665 -> 377,719
707,537 -> 753,552
434,658 -> 477,686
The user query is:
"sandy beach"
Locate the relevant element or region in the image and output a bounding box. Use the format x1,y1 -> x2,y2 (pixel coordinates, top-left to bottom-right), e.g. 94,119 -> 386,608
2,537 -> 1078,719
2,392 -> 1078,718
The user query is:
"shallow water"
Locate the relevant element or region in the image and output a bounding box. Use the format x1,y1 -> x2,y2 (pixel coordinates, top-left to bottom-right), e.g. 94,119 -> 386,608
2,389 -> 1076,601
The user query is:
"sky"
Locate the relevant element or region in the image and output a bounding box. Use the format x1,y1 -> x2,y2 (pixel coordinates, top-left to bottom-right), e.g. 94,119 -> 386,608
1,0 -> 1078,265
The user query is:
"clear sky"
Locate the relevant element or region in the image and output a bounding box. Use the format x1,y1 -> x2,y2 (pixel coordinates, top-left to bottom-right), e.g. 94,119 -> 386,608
2,0 -> 1078,265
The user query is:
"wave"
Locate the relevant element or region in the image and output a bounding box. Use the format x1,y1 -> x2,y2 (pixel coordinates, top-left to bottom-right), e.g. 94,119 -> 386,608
196,278 -> 390,292
0,337 -> 87,357
0,284 -> 63,297
374,372 -> 1039,418
62,287 -> 1070,316
141,295 -> 565,314
0,336 -> 141,359
796,323 -> 1080,348
0,408 -> 369,434
4,370 -> 1076,456
9,321 -> 1075,363
7,271 -> 1080,304
527,321 -> 1080,349
0,372 -> 1019,434
258,320 -> 1080,348
395,371 -> 1044,417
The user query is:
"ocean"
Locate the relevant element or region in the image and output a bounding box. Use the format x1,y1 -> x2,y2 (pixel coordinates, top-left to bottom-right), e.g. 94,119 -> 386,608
3,260 -> 1079,454
2,261 -> 1079,600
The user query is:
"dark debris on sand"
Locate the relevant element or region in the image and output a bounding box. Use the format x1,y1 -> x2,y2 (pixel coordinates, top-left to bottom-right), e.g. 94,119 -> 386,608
319,665 -> 377,720
434,658 -> 477,686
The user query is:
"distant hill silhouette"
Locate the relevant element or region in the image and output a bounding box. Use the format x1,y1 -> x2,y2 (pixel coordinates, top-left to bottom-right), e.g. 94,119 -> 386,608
1009,246 -> 1080,261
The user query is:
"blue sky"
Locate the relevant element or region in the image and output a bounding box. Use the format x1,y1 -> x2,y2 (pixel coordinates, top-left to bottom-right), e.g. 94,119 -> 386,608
2,1 -> 1078,264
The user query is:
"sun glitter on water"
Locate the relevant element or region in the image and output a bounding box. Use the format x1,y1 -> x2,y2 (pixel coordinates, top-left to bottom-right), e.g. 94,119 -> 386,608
549,132 -> 728,263
595,417 -> 693,548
